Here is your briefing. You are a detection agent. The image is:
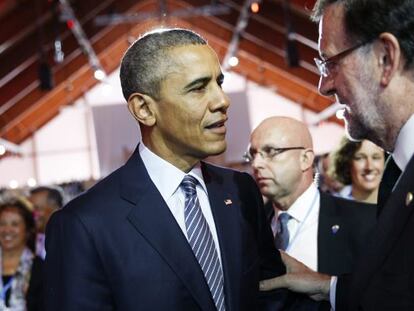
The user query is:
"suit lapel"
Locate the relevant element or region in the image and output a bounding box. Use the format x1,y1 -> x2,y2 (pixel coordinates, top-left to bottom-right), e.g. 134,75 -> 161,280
120,150 -> 216,311
202,163 -> 241,311
352,154 -> 414,304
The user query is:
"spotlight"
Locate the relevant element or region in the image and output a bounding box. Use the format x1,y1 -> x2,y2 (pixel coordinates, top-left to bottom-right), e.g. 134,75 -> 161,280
9,180 -> 19,189
38,61 -> 54,90
228,56 -> 239,67
250,2 -> 259,13
285,36 -> 299,67
0,145 -> 5,156
94,68 -> 106,81
27,178 -> 37,187
54,39 -> 65,63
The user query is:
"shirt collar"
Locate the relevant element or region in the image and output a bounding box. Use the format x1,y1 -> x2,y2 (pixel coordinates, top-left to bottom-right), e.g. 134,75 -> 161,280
393,113 -> 414,172
139,143 -> 207,200
278,183 -> 319,223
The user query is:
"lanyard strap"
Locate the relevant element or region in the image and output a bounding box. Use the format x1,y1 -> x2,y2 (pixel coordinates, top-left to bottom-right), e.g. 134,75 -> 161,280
0,276 -> 14,302
285,190 -> 319,252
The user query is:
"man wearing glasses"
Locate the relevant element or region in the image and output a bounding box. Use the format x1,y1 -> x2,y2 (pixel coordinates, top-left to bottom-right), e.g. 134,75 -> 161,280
248,116 -> 375,307
260,1 -> 414,310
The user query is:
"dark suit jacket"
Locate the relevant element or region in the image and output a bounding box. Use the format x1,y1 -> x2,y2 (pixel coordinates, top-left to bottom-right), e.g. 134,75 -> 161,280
264,191 -> 376,311
336,154 -> 414,311
317,192 -> 376,275
45,147 -> 288,311
264,190 -> 376,275
27,256 -> 44,311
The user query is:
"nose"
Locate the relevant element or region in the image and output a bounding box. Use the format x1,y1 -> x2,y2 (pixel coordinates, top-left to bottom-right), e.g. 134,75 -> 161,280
364,157 -> 374,170
211,85 -> 230,112
318,74 -> 335,97
0,224 -> 12,233
251,153 -> 265,171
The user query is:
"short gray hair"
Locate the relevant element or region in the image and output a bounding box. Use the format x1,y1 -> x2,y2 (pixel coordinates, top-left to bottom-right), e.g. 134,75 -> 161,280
120,28 -> 207,101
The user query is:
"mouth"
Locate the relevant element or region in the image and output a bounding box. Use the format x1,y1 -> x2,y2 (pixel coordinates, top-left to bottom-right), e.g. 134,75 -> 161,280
1,235 -> 15,242
205,118 -> 227,133
361,172 -> 378,182
255,176 -> 270,184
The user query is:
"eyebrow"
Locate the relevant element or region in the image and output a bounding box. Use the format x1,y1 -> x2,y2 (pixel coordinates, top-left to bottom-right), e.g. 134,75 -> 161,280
183,76 -> 212,91
183,72 -> 225,92
249,144 -> 277,153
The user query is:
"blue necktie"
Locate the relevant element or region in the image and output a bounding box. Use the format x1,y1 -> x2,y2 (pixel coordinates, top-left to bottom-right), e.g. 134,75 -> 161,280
181,175 -> 225,311
274,213 -> 291,251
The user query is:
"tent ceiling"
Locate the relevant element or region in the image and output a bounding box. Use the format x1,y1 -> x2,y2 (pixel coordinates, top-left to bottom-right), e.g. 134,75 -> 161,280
0,0 -> 338,148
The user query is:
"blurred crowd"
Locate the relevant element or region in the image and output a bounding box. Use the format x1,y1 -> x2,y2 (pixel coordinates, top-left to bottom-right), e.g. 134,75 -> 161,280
0,182 -> 89,310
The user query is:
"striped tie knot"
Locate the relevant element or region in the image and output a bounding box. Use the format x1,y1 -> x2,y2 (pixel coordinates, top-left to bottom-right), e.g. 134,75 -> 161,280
275,212 -> 291,251
181,175 -> 198,196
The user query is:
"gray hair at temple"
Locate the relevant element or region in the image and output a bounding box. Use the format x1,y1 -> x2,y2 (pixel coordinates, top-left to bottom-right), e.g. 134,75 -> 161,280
120,28 -> 207,101
311,0 -> 414,70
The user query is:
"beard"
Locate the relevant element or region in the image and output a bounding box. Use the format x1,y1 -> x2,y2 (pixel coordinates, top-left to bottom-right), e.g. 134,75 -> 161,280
342,65 -> 386,148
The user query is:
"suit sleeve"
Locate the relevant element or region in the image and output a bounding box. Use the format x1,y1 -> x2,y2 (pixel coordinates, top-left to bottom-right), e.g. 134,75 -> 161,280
249,173 -> 285,277
335,275 -> 351,311
26,257 -> 45,311
45,208 -> 114,311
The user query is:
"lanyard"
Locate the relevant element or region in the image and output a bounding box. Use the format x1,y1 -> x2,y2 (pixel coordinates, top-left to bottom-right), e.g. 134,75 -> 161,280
0,276 -> 14,303
285,190 -> 319,252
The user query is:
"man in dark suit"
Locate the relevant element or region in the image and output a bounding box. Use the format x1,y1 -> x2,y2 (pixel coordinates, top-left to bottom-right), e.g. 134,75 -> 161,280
249,117 -> 376,277
259,1 -> 414,310
44,28 -> 288,311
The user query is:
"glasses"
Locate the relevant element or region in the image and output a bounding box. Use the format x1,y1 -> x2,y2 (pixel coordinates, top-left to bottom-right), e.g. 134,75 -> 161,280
243,146 -> 305,163
314,40 -> 372,77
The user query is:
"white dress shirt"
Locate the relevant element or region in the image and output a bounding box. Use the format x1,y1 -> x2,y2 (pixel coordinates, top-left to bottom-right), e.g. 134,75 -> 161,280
393,113 -> 414,172
330,113 -> 414,310
139,143 -> 222,264
272,183 -> 320,271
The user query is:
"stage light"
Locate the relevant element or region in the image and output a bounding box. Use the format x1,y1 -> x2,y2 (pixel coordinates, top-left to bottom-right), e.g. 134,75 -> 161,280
0,145 -> 5,156
27,178 -> 37,187
286,36 -> 299,67
250,2 -> 259,13
38,61 -> 54,90
9,180 -> 19,189
94,68 -> 106,81
228,56 -> 239,67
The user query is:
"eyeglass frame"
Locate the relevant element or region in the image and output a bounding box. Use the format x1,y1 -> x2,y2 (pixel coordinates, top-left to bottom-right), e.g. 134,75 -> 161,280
243,146 -> 306,163
314,39 -> 373,77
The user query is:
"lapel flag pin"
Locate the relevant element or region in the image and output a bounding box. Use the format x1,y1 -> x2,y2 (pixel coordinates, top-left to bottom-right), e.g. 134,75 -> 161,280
331,225 -> 340,234
224,199 -> 232,205
406,192 -> 413,206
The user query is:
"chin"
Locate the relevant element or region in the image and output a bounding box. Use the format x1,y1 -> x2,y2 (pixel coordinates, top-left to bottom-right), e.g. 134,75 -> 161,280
345,123 -> 366,142
205,141 -> 227,156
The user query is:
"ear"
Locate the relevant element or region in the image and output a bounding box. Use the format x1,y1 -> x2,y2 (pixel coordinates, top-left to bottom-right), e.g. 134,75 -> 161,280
378,32 -> 401,87
300,149 -> 315,172
127,93 -> 156,127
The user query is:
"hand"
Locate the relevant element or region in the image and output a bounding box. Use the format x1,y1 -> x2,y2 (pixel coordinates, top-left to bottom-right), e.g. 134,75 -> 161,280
260,251 -> 331,301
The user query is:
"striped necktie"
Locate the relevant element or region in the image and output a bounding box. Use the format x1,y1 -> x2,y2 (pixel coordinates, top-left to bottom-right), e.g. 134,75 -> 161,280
181,175 -> 225,311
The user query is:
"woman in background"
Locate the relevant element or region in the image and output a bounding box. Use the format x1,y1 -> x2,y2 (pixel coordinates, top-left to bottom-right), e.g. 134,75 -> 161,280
331,138 -> 385,204
0,198 -> 43,310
